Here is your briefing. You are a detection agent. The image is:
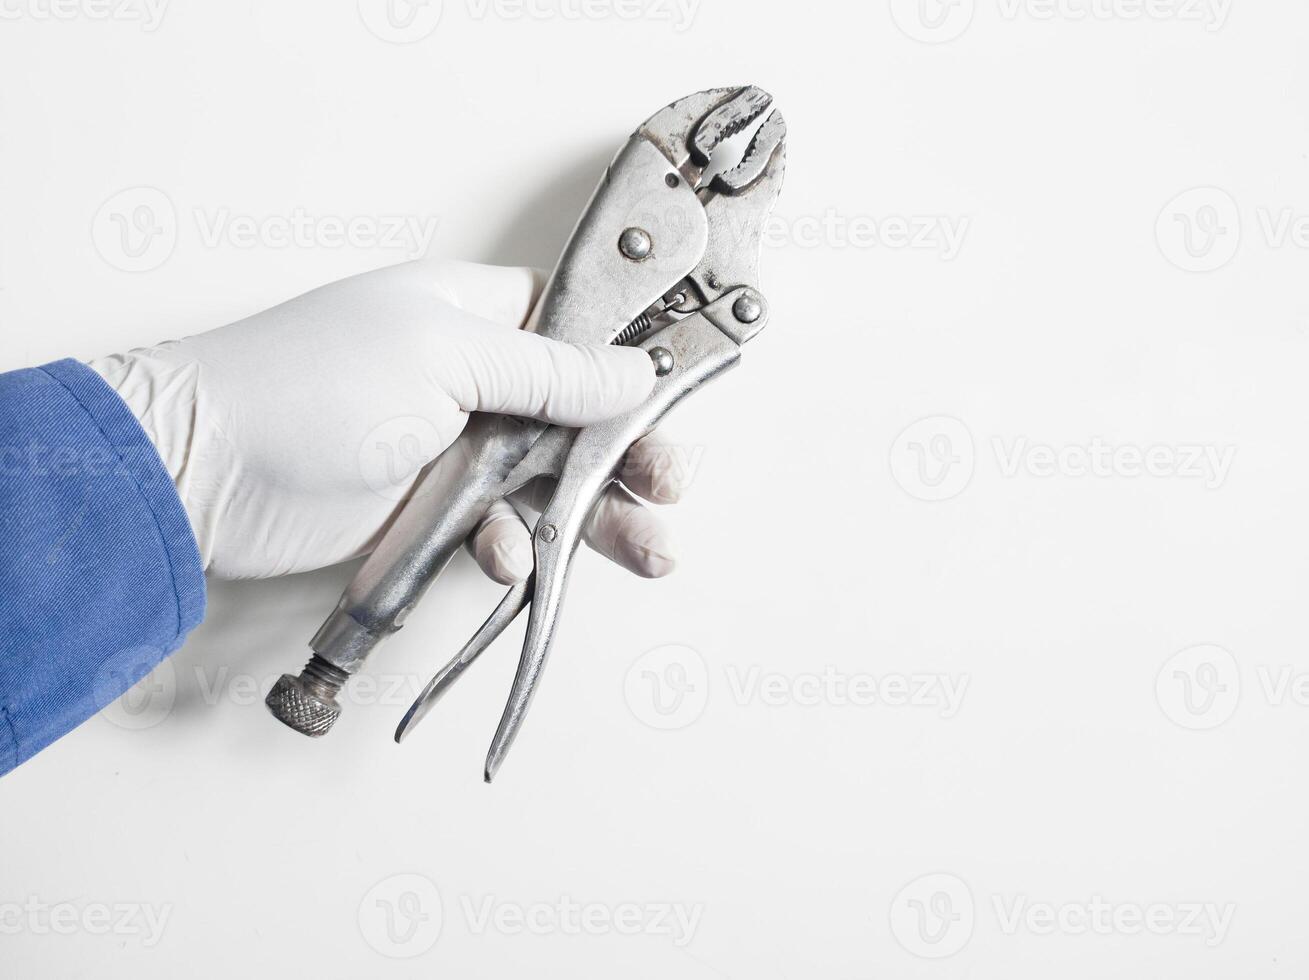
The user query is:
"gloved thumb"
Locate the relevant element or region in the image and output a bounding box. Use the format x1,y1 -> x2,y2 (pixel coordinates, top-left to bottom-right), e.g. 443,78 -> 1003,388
442,314 -> 657,427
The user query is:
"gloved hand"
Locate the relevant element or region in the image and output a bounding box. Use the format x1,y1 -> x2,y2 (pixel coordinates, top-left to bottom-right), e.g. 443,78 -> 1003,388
90,259 -> 690,581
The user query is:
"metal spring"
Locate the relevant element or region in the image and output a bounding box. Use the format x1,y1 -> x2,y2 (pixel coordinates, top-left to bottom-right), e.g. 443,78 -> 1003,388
611,313 -> 652,346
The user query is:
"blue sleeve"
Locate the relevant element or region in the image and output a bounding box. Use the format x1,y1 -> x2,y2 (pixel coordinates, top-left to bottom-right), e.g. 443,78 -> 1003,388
0,358 -> 205,775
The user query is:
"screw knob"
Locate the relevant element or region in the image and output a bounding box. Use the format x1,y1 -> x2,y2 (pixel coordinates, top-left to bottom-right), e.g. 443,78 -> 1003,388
265,656 -> 348,737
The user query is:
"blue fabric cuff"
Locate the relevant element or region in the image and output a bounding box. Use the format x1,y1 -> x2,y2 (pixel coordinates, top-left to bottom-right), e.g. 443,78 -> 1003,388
0,358 -> 206,774
39,359 -> 206,635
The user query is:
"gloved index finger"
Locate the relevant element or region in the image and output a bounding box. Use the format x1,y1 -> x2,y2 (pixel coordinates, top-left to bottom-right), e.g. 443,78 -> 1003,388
440,315 -> 656,428
619,430 -> 697,505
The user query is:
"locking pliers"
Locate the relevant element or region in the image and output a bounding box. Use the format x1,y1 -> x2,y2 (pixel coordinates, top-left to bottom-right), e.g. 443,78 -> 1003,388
265,86 -> 787,780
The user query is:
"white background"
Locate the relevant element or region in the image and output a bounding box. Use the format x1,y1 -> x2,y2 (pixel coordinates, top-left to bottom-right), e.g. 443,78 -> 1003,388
1,0 -> 1305,976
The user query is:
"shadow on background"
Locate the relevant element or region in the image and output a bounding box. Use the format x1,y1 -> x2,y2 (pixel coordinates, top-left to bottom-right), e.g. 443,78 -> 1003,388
471,142 -> 613,270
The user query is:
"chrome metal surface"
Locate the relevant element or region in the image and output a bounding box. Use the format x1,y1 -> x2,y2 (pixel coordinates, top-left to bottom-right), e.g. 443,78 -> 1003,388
265,656 -> 346,736
618,227 -> 652,260
484,289 -> 756,781
732,292 -> 762,324
393,577 -> 533,744
649,346 -> 674,376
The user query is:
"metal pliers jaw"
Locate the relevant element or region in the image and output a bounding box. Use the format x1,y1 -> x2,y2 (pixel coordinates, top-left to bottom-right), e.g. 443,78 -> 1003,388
395,87 -> 786,780
266,87 -> 786,781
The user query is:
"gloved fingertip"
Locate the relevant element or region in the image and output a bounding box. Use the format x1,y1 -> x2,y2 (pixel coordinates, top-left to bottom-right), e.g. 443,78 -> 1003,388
487,334 -> 657,427
482,535 -> 535,585
471,508 -> 535,584
591,342 -> 657,414
646,460 -> 686,505
622,437 -> 690,505
616,521 -> 678,579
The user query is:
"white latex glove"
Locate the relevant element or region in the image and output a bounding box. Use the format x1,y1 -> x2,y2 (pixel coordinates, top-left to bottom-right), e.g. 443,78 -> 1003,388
90,259 -> 691,581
